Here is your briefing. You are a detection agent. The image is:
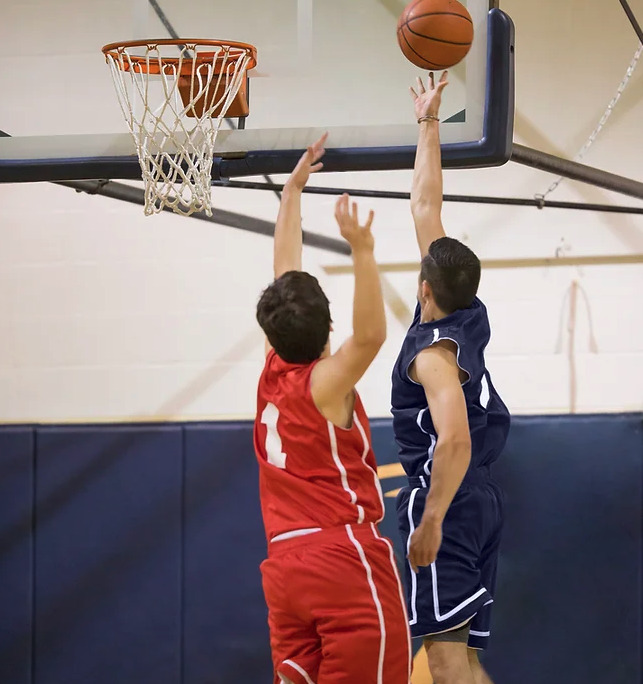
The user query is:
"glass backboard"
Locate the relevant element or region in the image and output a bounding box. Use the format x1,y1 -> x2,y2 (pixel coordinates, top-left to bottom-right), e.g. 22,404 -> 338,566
0,0 -> 514,182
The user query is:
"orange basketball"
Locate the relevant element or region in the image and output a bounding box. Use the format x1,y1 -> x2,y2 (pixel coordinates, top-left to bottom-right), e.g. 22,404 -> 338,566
397,0 -> 474,70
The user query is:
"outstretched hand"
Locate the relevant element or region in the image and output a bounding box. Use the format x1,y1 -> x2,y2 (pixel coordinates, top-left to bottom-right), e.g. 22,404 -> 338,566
286,132 -> 328,191
334,194 -> 375,253
410,71 -> 449,121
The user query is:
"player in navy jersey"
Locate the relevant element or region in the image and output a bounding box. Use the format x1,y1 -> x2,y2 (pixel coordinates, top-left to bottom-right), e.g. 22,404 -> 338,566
391,72 -> 511,684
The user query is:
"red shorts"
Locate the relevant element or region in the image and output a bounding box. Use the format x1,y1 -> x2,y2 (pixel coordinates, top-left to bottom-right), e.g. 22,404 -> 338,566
261,522 -> 412,684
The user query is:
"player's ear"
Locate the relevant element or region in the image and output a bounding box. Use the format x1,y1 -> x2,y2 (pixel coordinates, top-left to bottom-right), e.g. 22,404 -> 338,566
420,279 -> 432,301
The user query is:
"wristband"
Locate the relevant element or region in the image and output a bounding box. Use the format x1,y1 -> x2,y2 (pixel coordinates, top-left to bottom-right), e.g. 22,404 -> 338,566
417,115 -> 440,124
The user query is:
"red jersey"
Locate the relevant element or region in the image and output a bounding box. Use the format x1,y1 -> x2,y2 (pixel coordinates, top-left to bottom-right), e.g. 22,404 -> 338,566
253,350 -> 385,542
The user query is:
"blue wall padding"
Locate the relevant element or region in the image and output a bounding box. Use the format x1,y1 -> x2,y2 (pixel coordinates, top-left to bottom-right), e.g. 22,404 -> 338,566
485,414 -> 642,684
370,419 -> 417,563
0,428 -> 34,684
183,424 -> 270,684
33,426 -> 183,684
0,414 -> 640,684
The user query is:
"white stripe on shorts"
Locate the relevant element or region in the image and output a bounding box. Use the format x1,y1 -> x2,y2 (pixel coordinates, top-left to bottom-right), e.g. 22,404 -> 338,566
281,659 -> 315,684
371,523 -> 412,681
430,563 -> 487,622
406,488 -> 420,626
345,524 -> 386,684
271,528 -> 322,543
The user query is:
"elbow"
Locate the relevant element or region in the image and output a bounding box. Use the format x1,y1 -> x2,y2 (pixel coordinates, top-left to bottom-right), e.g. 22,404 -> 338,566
411,200 -> 439,227
410,196 -> 426,216
438,433 -> 471,459
371,330 -> 387,348
355,329 -> 387,352
411,197 -> 437,217
366,331 -> 387,350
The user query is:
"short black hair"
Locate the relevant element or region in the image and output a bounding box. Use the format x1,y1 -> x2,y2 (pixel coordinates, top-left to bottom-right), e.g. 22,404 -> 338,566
256,271 -> 331,364
420,237 -> 481,314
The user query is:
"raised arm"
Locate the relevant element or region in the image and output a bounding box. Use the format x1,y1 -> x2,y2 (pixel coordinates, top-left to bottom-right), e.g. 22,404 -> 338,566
410,72 -> 449,257
407,342 -> 471,572
311,196 -> 385,413
273,133 -> 328,278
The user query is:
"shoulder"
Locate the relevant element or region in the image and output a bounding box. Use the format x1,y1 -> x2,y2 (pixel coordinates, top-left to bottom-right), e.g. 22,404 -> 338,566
415,340 -> 459,373
411,340 -> 466,388
259,349 -> 280,381
426,298 -> 489,353
261,350 -> 315,387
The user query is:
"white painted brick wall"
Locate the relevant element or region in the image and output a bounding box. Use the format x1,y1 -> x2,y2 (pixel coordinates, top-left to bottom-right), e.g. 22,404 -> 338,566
0,0 -> 642,422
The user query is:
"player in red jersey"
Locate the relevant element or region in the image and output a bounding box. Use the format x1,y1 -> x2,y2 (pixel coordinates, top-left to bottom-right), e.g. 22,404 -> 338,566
254,134 -> 412,684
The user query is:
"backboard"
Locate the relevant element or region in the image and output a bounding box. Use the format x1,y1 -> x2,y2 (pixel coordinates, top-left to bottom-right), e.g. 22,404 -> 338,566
0,0 -> 514,183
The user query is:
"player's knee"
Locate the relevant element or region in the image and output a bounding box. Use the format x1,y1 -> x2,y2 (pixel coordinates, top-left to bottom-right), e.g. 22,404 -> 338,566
467,648 -> 494,684
467,648 -> 483,670
425,640 -> 474,684
430,666 -> 475,684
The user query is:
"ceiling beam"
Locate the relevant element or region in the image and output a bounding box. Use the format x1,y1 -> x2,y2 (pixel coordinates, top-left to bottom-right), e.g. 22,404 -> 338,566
56,179 -> 351,256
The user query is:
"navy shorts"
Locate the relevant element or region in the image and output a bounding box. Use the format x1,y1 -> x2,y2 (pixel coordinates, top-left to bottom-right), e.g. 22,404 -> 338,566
396,473 -> 504,650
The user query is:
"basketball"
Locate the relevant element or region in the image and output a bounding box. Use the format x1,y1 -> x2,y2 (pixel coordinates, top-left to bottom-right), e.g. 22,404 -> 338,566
397,0 -> 474,70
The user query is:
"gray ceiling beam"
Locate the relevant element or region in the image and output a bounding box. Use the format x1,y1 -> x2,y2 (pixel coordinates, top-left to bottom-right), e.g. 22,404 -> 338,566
510,144 -> 643,201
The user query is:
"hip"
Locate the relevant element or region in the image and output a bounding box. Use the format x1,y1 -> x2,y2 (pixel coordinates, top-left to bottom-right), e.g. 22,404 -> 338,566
396,475 -> 504,531
266,521 -> 388,559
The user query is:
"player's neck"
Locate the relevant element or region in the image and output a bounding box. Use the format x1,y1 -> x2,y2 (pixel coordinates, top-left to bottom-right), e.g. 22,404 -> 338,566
420,301 -> 448,324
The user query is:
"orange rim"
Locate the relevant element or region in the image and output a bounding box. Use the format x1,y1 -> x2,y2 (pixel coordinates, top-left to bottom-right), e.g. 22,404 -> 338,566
102,39 -> 257,74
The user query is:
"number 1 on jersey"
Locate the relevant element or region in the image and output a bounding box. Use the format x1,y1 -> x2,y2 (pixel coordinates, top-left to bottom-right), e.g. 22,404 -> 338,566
261,403 -> 287,469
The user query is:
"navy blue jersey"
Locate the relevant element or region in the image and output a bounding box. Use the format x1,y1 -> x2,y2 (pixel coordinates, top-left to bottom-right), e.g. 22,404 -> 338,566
391,298 -> 510,480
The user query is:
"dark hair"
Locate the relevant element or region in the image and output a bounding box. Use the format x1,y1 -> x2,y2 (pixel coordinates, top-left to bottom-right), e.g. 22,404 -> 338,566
420,237 -> 481,314
256,271 -> 331,363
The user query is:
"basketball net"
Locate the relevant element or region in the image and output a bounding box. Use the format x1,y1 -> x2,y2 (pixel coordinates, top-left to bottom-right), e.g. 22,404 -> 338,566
103,41 -> 255,217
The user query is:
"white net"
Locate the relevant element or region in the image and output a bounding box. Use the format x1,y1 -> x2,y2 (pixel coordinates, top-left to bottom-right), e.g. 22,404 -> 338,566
104,41 -> 254,217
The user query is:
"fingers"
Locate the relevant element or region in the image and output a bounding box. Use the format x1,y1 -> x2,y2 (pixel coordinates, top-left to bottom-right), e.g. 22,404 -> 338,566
313,132 -> 328,151
408,552 -> 432,572
408,537 -> 436,571
296,148 -> 309,166
306,131 -> 329,164
316,131 -> 329,148
334,193 -> 349,220
428,72 -> 434,90
417,76 -> 426,95
334,196 -> 375,236
295,146 -> 314,170
437,70 -> 449,92
364,209 -> 375,232
310,162 -> 324,173
409,86 -> 418,100
334,194 -> 342,215
408,547 -> 423,574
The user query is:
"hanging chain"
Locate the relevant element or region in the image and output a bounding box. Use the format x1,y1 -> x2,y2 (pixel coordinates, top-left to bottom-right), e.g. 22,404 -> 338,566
535,44 -> 643,202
